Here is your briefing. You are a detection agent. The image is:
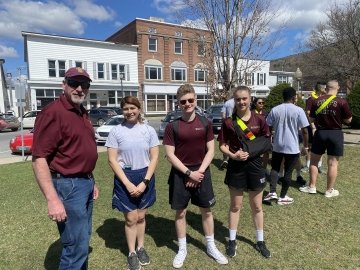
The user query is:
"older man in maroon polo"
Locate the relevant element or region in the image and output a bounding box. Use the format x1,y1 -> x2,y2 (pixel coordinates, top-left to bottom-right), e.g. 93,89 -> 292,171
32,67 -> 99,269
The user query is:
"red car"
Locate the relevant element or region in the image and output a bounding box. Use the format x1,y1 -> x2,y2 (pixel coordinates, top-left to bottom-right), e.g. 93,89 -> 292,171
9,130 -> 34,154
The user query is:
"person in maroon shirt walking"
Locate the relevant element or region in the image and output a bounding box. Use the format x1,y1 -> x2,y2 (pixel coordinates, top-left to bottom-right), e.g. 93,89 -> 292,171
300,80 -> 352,198
32,67 -> 99,270
163,84 -> 228,268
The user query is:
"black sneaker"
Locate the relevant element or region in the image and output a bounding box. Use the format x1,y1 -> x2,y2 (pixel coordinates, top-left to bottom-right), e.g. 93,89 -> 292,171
255,241 -> 271,258
296,175 -> 306,186
127,252 -> 140,270
226,240 -> 237,257
136,247 -> 150,265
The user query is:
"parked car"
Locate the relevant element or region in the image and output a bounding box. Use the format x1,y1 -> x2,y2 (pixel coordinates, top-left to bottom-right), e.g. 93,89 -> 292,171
206,104 -> 224,133
9,129 -> 34,154
98,106 -> 123,115
0,113 -> 21,131
88,108 -> 117,126
95,115 -> 124,144
21,110 -> 41,129
158,106 -> 205,138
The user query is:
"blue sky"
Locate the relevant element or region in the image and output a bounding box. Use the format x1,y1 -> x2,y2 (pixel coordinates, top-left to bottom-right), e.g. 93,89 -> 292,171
0,0 -> 348,77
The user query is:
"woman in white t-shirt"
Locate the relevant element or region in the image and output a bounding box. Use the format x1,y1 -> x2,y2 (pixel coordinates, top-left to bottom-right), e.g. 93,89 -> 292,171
106,96 -> 159,270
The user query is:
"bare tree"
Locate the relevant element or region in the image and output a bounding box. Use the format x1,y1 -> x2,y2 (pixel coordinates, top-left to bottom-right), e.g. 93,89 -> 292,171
179,0 -> 285,99
305,0 -> 360,89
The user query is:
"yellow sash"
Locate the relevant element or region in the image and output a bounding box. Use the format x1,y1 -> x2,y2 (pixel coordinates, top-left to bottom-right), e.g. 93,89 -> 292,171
236,116 -> 256,140
315,95 -> 336,115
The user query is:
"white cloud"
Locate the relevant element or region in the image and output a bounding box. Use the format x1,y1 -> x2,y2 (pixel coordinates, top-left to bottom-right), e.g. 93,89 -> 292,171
0,44 -> 18,58
0,0 -> 115,40
70,0 -> 115,22
152,0 -> 186,14
114,21 -> 123,28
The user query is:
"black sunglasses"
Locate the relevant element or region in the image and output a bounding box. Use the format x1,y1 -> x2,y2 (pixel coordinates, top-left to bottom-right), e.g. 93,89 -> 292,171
257,102 -> 264,104
179,98 -> 195,105
66,79 -> 91,90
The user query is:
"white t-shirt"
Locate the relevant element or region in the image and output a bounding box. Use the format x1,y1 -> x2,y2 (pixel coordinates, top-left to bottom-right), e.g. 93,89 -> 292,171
221,98 -> 235,118
105,122 -> 159,170
266,103 -> 309,154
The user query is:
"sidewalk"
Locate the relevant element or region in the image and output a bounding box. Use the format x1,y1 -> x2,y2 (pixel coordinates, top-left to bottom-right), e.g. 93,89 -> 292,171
1,131 -> 359,165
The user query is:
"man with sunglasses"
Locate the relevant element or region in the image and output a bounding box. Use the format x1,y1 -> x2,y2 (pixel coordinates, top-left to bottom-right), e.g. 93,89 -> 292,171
163,84 -> 228,268
32,67 -> 99,269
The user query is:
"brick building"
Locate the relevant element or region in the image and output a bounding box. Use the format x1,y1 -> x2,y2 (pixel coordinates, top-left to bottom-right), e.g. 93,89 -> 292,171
107,17 -> 213,114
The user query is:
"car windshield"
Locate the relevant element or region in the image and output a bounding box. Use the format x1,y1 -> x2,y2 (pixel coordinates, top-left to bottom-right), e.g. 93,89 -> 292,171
105,117 -> 124,125
208,106 -> 222,114
164,112 -> 182,122
1,114 -> 16,120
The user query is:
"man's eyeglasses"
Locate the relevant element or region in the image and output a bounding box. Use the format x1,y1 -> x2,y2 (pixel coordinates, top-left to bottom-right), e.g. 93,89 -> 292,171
66,79 -> 91,90
179,98 -> 195,105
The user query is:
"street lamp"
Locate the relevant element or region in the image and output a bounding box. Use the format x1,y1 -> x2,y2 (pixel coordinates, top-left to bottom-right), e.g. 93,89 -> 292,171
119,73 -> 124,100
294,67 -> 302,97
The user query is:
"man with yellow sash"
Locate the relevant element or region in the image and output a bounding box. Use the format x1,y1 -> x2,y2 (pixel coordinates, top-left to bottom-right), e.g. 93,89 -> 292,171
300,80 -> 352,198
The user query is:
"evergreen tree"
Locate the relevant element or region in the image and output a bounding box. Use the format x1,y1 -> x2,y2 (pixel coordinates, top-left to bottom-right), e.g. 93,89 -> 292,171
347,83 -> 360,128
264,83 -> 290,112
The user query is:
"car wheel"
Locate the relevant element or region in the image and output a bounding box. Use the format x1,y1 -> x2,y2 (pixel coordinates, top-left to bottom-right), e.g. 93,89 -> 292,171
11,128 -> 19,131
97,118 -> 105,126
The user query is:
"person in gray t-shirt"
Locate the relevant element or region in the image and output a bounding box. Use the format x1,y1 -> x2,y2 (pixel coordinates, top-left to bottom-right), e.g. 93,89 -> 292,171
265,87 -> 309,205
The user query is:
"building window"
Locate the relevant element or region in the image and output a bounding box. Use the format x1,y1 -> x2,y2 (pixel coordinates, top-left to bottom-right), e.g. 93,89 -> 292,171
245,73 -> 254,85
58,60 -> 66,77
145,66 -> 162,80
48,60 -> 56,77
35,88 -> 63,109
277,75 -> 287,84
171,68 -> 186,81
257,73 -> 266,85
147,94 -> 166,112
97,63 -> 105,79
111,64 -> 126,80
198,43 -> 205,56
196,95 -> 207,109
175,41 -> 183,54
48,60 -> 66,77
75,61 -> 83,68
195,69 -> 206,82
148,38 -> 157,52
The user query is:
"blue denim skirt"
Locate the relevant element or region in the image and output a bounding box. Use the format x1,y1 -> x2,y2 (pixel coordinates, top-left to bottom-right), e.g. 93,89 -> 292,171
112,167 -> 156,212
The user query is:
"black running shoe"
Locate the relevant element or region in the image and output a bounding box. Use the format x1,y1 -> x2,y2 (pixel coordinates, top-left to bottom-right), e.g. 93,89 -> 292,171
127,252 -> 140,270
255,241 -> 271,258
226,240 -> 237,257
136,247 -> 150,265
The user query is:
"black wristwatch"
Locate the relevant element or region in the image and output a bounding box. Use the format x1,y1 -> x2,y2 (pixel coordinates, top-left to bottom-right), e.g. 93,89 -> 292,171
185,169 -> 191,177
143,178 -> 151,186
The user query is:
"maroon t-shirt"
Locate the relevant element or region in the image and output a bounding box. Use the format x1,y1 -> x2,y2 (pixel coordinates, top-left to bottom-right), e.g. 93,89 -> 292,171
163,115 -> 214,166
32,95 -> 98,175
309,95 -> 352,130
217,112 -> 270,154
305,96 -> 316,112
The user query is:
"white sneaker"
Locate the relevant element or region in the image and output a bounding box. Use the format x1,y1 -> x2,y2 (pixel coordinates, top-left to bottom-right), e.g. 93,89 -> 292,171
173,249 -> 187,268
263,192 -> 278,201
206,245 -> 228,265
299,185 -> 317,194
325,188 -> 339,198
277,195 -> 294,205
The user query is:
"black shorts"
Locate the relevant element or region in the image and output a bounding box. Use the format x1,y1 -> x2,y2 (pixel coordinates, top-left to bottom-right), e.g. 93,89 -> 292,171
168,165 -> 216,210
224,157 -> 266,192
311,129 -> 344,156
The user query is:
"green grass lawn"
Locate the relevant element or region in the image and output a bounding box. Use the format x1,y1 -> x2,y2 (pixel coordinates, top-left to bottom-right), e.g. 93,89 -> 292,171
1,146 -> 360,269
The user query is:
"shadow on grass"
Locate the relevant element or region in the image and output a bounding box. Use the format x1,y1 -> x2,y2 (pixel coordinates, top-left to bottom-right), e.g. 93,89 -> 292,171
186,210 -> 254,249
43,239 -> 93,269
212,158 -> 224,170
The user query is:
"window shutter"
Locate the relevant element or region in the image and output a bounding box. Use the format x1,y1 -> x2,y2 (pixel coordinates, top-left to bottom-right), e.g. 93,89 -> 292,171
257,73 -> 259,85
126,64 -> 130,81
106,63 -> 110,80
93,62 -> 97,80
264,74 -> 266,85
